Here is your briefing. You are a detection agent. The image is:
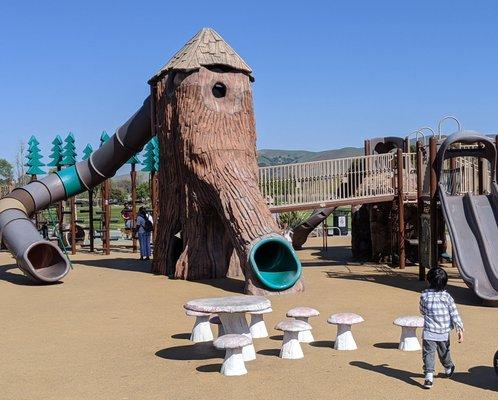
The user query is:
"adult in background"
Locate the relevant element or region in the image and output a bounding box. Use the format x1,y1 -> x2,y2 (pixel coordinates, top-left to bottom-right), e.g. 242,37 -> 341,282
136,206 -> 153,260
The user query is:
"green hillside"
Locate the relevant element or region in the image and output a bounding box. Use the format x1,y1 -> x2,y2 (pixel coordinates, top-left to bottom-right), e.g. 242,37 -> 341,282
257,147 -> 363,166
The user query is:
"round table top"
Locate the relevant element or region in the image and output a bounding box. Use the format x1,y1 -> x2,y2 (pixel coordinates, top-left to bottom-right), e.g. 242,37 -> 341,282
393,316 -> 424,328
184,295 -> 271,314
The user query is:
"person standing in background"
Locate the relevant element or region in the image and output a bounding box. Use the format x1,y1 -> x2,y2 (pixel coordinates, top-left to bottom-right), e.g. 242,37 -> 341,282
136,206 -> 152,260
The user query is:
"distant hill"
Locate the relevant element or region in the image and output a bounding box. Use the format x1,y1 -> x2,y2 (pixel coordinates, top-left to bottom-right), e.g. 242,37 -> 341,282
111,146 -> 365,181
257,147 -> 363,167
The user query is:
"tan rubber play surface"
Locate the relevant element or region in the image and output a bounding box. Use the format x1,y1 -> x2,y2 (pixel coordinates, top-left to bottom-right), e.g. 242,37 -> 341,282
1,237 -> 497,399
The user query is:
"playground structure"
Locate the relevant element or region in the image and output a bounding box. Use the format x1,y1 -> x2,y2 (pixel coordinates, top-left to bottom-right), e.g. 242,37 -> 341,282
0,28 -> 302,296
259,124 -> 498,302
0,28 -> 497,303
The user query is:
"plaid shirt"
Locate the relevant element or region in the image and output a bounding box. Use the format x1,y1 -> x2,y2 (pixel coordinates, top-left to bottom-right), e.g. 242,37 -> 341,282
419,289 -> 464,334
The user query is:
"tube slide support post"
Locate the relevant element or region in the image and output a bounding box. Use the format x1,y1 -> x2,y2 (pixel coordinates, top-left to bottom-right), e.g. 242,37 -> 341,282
429,137 -> 438,269
396,148 -> 405,269
416,140 -> 425,280
131,164 -> 137,253
478,149 -> 484,195
70,197 -> 76,255
495,135 -> 498,183
88,189 -> 94,252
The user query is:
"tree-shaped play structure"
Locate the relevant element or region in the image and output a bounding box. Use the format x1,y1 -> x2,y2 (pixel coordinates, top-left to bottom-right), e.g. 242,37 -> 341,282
151,28 -> 303,294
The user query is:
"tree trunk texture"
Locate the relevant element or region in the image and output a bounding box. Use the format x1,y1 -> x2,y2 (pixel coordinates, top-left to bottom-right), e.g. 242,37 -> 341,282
152,67 -> 303,295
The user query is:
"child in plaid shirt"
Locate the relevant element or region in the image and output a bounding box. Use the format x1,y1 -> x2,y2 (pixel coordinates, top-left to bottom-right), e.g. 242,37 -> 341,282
420,267 -> 464,389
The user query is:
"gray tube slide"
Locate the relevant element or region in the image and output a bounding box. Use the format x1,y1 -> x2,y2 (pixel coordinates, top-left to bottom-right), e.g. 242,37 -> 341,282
437,132 -> 498,302
0,96 -> 152,283
291,208 -> 336,249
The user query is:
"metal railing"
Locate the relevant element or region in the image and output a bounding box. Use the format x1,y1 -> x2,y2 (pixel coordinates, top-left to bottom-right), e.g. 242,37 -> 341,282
259,153 -> 397,209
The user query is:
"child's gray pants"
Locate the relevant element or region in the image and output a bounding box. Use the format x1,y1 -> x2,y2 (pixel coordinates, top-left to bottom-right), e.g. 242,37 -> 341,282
422,339 -> 454,373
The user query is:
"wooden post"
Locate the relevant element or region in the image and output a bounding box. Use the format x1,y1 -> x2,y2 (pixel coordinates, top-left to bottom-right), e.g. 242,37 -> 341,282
150,170 -> 159,243
478,148 -> 484,195
102,179 -> 111,255
56,166 -> 64,242
396,148 -> 405,269
429,137 -> 438,269
88,189 -> 94,252
130,163 -> 137,253
495,135 -> 498,183
416,140 -> 425,280
364,139 -> 371,156
70,197 -> 76,254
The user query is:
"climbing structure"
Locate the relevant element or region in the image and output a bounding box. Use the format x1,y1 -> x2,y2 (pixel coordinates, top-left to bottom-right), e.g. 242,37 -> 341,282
151,28 -> 302,295
0,28 -> 302,295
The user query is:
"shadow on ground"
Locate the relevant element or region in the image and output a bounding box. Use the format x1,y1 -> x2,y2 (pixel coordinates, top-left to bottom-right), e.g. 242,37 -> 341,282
0,263 -> 59,286
309,340 -> 335,349
325,265 -> 482,307
351,361 -> 498,392
374,342 -> 399,349
75,258 -> 245,293
350,361 -> 424,388
155,342 -> 223,361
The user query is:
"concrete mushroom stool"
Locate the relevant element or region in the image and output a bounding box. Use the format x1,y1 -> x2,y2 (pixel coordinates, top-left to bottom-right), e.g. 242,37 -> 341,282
327,313 -> 364,350
286,307 -> 319,343
249,307 -> 272,338
186,310 -> 213,343
275,320 -> 311,359
209,315 -> 225,337
214,334 -> 251,376
393,316 -> 424,351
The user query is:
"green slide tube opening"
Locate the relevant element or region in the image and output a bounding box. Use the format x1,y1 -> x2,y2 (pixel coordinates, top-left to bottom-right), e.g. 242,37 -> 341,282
248,236 -> 302,290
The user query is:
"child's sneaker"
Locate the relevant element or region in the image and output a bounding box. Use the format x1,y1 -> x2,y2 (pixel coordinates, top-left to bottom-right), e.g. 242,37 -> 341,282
423,373 -> 433,389
423,379 -> 433,389
444,365 -> 455,377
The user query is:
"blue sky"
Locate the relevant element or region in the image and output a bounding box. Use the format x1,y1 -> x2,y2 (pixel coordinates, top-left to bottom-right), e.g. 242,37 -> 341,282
1,1 -> 498,164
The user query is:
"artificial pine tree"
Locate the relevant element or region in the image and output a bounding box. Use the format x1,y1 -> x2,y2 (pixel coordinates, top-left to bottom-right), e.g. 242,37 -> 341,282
61,132 -> 77,166
82,144 -> 93,160
141,137 -> 159,173
47,135 -> 64,168
26,135 -> 45,175
100,131 -> 110,147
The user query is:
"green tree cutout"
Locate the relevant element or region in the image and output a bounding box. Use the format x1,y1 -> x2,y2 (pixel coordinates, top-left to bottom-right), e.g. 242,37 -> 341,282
141,137 -> 159,172
99,131 -> 110,147
47,135 -> 64,168
82,144 -> 93,161
26,135 -> 45,175
61,132 -> 77,166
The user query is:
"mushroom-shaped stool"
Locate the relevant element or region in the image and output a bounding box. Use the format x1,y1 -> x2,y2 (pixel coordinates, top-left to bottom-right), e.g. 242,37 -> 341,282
286,307 -> 319,343
393,316 -> 424,351
210,315 -> 225,337
249,307 -> 272,338
327,313 -> 364,351
214,334 -> 252,376
186,310 -> 213,343
275,320 -> 311,359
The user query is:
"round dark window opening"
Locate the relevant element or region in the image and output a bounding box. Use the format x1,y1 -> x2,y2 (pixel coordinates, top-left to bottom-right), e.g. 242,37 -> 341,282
212,82 -> 227,98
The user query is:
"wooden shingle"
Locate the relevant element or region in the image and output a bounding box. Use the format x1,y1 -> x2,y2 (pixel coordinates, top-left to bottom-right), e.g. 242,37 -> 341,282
149,28 -> 252,82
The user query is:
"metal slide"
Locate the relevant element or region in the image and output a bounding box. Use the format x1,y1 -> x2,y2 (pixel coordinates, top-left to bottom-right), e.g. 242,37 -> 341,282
0,97 -> 152,282
437,132 -> 498,302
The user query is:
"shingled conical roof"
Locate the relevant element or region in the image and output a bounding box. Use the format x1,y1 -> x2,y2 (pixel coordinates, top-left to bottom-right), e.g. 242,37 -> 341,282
149,28 -> 252,82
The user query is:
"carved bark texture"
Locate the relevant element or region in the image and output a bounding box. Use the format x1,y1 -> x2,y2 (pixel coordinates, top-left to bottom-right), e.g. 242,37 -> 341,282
152,67 -> 303,294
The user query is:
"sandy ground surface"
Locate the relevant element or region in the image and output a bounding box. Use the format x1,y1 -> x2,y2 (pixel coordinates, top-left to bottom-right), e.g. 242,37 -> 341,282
1,237 -> 497,400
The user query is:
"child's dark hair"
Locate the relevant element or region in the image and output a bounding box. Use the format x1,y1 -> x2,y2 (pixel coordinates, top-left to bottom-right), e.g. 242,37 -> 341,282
426,267 -> 448,291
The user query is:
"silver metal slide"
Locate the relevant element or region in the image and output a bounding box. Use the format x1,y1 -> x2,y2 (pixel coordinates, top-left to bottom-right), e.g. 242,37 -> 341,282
437,132 -> 498,302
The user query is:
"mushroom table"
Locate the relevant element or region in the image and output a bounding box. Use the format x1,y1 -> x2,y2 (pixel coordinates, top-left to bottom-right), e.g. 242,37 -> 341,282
184,296 -> 271,361
327,313 -> 364,351
393,316 -> 424,351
